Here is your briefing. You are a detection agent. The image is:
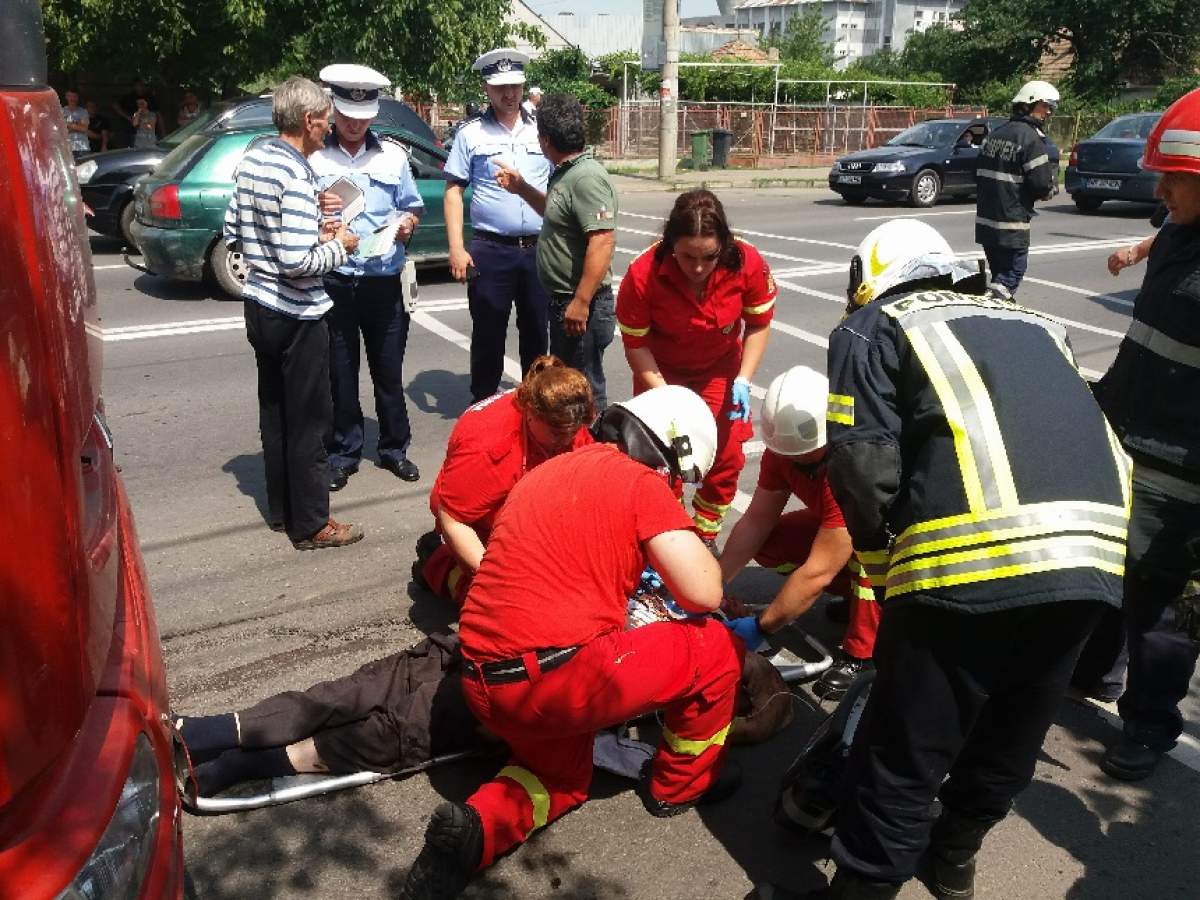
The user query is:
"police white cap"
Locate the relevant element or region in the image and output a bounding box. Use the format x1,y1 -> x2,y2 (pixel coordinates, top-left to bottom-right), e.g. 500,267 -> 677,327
472,48 -> 529,86
319,63 -> 390,120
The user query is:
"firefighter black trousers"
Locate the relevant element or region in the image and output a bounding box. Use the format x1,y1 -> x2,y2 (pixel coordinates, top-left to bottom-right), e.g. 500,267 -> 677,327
831,599 -> 1103,883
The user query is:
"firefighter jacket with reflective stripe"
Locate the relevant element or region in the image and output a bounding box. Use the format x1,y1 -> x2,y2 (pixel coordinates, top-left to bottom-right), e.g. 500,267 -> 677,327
826,288 -> 1130,613
1095,222 -> 1200,484
974,115 -> 1058,250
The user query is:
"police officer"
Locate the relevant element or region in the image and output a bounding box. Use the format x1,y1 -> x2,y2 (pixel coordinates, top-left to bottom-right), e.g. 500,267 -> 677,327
1094,88 -> 1200,782
974,80 -> 1060,298
311,64 -> 424,490
444,49 -> 552,403
757,219 -> 1130,899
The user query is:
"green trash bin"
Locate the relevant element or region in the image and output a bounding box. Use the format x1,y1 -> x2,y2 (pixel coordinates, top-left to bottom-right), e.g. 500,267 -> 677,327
711,128 -> 733,168
690,130 -> 712,170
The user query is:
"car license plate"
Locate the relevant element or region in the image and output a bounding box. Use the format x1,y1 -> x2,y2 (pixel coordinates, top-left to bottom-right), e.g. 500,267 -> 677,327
837,175 -> 862,184
1085,178 -> 1122,190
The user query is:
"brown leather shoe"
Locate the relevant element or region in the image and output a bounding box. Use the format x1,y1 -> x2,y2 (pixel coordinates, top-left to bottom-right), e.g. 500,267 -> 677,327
293,518 -> 364,551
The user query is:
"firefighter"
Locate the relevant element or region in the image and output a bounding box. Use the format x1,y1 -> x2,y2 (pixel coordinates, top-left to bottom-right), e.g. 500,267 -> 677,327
399,386 -> 745,900
718,365 -> 879,700
1094,87 -> 1200,782
758,219 -> 1130,899
974,80 -> 1060,298
616,188 -> 776,544
413,355 -> 594,605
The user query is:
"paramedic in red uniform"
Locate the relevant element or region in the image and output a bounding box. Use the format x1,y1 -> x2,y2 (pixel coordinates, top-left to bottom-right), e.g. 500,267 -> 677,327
616,188 -> 776,543
413,356 -> 594,604
719,366 -> 879,700
399,386 -> 745,900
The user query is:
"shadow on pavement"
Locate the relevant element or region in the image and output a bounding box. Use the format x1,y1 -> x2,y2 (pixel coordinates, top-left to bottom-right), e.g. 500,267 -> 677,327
409,369 -> 473,420
1088,288 -> 1139,316
133,273 -> 226,303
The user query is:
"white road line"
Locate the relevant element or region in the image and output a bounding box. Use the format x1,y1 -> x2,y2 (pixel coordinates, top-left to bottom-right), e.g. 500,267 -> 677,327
412,310 -> 523,383
775,277 -> 844,306
854,210 -> 977,221
104,315 -> 243,335
1024,276 -> 1135,309
94,263 -> 131,270
103,321 -> 246,342
617,225 -> 821,265
619,211 -> 856,252
772,318 -> 830,348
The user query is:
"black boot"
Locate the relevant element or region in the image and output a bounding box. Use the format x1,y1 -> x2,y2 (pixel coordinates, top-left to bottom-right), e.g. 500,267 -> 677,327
411,530 -> 442,592
754,867 -> 902,899
1100,736 -> 1163,781
813,653 -> 874,701
398,802 -> 484,900
928,807 -> 999,900
637,759 -> 743,818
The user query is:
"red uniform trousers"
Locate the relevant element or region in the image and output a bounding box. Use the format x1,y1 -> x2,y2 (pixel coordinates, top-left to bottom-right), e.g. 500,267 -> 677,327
419,542 -> 473,606
462,617 -> 744,868
636,358 -> 751,539
752,508 -> 880,660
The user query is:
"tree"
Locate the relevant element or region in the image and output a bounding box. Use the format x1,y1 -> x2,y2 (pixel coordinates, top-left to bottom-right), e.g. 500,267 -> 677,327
764,6 -> 834,67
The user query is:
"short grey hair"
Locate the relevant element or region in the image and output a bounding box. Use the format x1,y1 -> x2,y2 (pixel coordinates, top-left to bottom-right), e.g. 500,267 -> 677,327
272,76 -> 330,134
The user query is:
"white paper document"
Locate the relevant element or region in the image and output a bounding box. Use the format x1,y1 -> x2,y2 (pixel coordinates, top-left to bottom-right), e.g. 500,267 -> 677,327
355,215 -> 407,259
324,177 -> 366,224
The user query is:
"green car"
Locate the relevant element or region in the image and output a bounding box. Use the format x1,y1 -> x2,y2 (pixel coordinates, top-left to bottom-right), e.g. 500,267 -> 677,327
129,105 -> 469,298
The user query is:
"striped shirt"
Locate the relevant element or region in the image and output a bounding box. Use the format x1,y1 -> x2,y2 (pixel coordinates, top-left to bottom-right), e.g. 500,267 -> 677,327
224,137 -> 348,319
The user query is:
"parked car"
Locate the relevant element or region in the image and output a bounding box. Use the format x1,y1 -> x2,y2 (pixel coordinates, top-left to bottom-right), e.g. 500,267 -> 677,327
829,117 -> 1008,207
1065,111 -> 1163,213
77,96 -> 437,247
129,121 -> 467,298
0,3 -> 184,898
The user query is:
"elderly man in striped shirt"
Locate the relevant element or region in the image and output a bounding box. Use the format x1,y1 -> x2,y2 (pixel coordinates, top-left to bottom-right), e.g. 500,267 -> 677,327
225,76 -> 363,550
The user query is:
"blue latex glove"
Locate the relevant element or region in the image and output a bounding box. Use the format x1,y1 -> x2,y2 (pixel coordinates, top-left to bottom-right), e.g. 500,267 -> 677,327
725,614 -> 767,651
729,378 -> 751,422
638,566 -> 663,595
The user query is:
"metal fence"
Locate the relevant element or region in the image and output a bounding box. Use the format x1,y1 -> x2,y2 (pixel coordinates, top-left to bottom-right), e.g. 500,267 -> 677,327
603,101 -> 990,163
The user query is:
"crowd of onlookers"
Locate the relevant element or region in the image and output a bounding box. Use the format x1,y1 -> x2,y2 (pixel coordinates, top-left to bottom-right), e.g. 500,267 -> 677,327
60,77 -> 205,156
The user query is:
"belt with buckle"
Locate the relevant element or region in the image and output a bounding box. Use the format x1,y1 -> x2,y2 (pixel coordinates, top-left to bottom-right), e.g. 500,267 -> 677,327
463,646 -> 580,685
475,229 -> 539,249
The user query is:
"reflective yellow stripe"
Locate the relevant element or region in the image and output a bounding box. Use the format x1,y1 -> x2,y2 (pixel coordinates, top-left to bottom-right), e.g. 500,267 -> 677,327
693,515 -> 723,536
907,327 -> 988,512
446,565 -> 463,597
743,297 -> 776,315
662,723 -> 731,757
1104,422 -> 1133,512
693,495 -> 732,515
774,562 -> 799,575
498,766 -> 551,836
891,500 -> 1128,563
885,534 -> 1126,598
618,321 -> 651,337
846,558 -> 877,601
827,392 -> 855,427
855,548 -> 890,587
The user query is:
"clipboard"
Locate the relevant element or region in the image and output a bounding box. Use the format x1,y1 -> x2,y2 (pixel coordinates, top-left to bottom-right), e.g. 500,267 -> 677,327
325,176 -> 366,223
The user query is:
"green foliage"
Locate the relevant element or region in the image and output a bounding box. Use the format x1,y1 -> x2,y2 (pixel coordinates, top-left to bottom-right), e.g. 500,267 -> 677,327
525,47 -> 617,109
763,6 -> 834,67
1152,76 -> 1200,109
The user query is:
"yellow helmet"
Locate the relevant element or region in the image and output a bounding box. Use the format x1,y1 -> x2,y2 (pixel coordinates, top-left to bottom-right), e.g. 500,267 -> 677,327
846,219 -> 961,308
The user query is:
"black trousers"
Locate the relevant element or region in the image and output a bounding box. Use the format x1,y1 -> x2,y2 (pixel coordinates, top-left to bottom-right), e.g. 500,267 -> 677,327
243,301 -> 331,541
548,283 -> 616,412
467,236 -> 550,402
237,634 -> 481,774
1118,475 -> 1200,751
832,599 -> 1103,882
324,272 -> 412,470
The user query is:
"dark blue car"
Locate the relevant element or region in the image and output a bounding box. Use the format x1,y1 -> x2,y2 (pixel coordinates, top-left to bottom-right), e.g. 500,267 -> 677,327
1065,112 -> 1163,213
829,117 -> 1008,208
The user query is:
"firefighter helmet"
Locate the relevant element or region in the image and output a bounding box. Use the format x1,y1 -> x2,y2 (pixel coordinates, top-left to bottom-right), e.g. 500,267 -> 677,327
1012,80 -> 1060,110
601,385 -> 718,483
1140,88 -> 1200,175
760,366 -> 828,457
846,218 -> 960,307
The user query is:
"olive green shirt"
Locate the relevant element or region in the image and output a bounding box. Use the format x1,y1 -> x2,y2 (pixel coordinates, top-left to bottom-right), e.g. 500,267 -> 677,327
536,149 -> 618,298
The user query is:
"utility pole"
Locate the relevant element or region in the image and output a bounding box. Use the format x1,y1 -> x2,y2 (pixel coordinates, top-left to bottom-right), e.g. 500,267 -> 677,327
657,0 -> 679,178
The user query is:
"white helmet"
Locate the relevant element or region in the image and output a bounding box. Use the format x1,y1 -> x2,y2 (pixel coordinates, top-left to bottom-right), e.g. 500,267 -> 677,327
847,218 -> 962,307
761,366 -> 828,457
607,385 -> 718,482
1012,80 -> 1060,109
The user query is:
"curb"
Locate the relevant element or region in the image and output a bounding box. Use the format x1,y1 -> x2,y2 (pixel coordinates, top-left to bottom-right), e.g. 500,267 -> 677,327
609,173 -> 828,192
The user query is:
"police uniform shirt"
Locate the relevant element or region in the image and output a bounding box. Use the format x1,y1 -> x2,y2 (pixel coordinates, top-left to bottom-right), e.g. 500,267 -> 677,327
444,109 -> 549,237
310,130 -> 424,277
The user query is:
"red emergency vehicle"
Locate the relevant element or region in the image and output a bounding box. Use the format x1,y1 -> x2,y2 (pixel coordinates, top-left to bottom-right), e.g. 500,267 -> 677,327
0,2 -> 185,897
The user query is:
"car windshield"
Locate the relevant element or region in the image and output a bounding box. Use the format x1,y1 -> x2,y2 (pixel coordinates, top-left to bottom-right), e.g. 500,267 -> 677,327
888,122 -> 964,148
1093,114 -> 1162,141
154,134 -> 212,178
159,104 -> 231,149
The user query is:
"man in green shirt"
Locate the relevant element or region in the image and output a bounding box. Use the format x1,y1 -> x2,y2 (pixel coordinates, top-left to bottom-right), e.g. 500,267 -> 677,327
494,94 -> 617,409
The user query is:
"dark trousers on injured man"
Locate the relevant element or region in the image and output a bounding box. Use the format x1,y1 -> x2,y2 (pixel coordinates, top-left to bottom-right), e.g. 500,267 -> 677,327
831,599 -> 1103,883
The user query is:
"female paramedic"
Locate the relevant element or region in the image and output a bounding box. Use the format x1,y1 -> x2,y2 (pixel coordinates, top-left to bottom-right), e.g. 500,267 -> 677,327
414,355 -> 594,605
616,189 -> 776,544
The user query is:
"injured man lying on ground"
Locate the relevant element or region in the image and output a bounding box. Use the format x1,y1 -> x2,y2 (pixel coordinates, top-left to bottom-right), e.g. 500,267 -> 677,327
176,615 -> 796,802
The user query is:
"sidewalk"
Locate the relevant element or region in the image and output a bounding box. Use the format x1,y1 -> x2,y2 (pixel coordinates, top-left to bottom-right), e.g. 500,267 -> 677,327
606,161 -> 831,193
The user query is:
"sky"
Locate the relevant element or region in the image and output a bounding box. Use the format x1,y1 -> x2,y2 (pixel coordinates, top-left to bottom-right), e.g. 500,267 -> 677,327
527,0 -> 721,19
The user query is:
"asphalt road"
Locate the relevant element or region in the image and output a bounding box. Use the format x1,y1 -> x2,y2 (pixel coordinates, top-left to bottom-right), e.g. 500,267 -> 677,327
93,188 -> 1198,899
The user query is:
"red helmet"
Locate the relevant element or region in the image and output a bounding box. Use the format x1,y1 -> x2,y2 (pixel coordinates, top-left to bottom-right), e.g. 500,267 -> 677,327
1142,88 -> 1200,175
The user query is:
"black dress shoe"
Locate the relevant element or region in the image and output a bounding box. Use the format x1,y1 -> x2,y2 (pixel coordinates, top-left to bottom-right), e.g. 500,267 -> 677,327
329,466 -> 355,492
1101,736 -> 1164,781
637,759 -> 742,818
814,653 -> 873,701
381,456 -> 420,482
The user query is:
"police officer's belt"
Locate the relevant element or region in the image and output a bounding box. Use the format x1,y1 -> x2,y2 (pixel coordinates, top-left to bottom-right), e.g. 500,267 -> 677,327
475,229 -> 539,249
463,646 -> 579,684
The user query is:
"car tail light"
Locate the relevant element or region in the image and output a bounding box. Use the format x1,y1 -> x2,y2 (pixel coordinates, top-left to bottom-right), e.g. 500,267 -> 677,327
148,184 -> 181,220
1068,144 -> 1078,167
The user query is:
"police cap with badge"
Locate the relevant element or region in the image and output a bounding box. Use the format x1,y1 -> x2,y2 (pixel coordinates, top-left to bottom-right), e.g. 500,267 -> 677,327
319,63 -> 390,119
472,48 -> 529,86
